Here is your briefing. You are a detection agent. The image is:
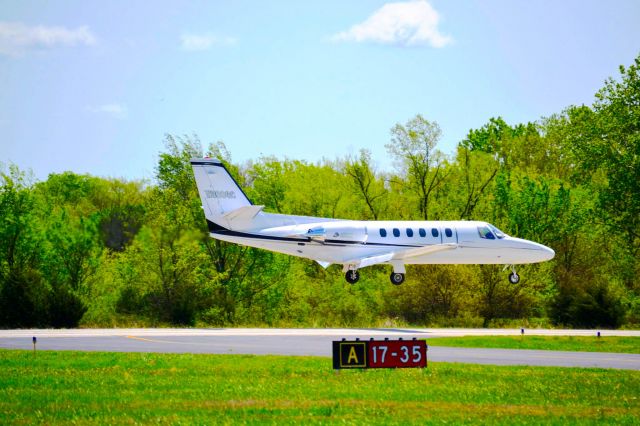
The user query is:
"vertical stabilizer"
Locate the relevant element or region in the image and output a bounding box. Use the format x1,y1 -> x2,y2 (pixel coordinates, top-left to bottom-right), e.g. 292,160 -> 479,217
190,158 -> 252,230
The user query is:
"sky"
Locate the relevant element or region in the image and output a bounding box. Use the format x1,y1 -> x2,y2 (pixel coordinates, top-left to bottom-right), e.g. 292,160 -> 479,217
1,0 -> 639,181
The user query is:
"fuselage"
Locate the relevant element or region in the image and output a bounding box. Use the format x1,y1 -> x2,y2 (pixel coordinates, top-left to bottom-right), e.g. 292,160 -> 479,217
209,219 -> 555,265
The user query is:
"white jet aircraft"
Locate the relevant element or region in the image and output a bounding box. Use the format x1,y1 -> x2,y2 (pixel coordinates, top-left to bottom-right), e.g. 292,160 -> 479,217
191,158 -> 555,285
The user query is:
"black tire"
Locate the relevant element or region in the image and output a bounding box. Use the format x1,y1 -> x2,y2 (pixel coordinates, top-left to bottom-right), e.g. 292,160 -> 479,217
390,272 -> 405,285
345,270 -> 360,284
508,272 -> 520,284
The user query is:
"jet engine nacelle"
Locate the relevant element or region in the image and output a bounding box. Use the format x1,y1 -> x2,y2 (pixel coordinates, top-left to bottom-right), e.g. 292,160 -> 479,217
306,223 -> 367,242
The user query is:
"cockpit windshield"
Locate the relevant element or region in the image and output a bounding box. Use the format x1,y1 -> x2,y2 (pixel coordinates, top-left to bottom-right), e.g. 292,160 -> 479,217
489,224 -> 506,239
478,224 -> 507,240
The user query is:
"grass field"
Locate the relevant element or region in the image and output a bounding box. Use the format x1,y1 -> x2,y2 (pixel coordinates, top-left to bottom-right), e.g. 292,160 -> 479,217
1,350 -> 639,424
427,336 -> 640,353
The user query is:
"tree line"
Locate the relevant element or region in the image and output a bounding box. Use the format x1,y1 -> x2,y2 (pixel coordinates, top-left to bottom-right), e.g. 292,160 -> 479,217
1,55 -> 638,329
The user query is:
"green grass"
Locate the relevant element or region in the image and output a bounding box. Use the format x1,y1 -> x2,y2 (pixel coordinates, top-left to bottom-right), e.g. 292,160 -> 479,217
1,350 -> 639,424
427,335 -> 640,353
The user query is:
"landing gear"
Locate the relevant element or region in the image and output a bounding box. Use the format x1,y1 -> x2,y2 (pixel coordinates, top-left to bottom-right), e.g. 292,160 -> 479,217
390,272 -> 405,285
503,265 -> 521,284
345,270 -> 360,284
508,265 -> 520,284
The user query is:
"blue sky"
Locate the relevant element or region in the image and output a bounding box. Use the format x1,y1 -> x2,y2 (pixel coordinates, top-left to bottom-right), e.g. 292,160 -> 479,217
2,0 -> 639,181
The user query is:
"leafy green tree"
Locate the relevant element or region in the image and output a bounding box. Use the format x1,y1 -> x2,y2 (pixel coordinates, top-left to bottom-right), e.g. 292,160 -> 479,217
462,117 -> 523,155
0,165 -> 49,327
343,149 -> 387,220
386,114 -> 448,220
565,56 -> 640,258
450,146 -> 498,220
280,160 -> 347,218
384,265 -> 479,325
116,188 -> 215,325
94,179 -> 147,252
245,156 -> 289,213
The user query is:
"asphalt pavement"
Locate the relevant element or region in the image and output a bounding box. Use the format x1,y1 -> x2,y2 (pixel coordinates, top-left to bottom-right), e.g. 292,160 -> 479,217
1,328 -> 639,370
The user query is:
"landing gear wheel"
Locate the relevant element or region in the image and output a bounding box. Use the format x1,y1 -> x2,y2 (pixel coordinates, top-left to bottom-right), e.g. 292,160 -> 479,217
345,270 -> 360,284
508,272 -> 520,284
390,272 -> 405,285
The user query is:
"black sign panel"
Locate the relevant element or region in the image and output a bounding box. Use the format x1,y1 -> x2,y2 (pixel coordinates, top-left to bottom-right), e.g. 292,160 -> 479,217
332,341 -> 367,369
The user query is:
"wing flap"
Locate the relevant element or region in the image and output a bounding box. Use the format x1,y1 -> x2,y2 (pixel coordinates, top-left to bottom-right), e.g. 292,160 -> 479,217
345,243 -> 458,268
355,252 -> 395,269
393,243 -> 458,260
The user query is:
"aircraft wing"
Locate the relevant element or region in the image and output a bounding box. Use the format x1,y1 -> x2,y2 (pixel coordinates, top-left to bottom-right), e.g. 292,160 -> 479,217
346,243 -> 458,268
392,243 -> 458,260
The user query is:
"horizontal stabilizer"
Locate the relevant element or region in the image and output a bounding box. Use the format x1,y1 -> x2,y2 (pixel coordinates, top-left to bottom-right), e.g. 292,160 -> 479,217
223,205 -> 264,228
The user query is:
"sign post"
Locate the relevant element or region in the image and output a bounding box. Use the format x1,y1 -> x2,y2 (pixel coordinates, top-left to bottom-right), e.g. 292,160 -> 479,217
333,338 -> 427,369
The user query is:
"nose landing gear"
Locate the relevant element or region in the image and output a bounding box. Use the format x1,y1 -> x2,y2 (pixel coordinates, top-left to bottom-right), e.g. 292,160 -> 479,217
508,265 -> 520,284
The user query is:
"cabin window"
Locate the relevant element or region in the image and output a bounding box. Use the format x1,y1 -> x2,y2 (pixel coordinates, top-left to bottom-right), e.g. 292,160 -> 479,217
406,228 -> 414,237
445,228 -> 453,238
431,228 -> 439,238
393,228 -> 400,237
478,226 -> 495,240
379,228 -> 387,237
419,228 -> 426,237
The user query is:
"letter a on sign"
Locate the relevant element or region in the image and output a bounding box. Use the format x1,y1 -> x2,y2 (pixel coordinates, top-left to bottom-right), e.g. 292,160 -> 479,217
335,342 -> 366,368
348,346 -> 359,364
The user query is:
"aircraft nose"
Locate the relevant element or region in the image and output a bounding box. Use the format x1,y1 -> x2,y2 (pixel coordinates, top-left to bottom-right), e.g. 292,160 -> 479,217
541,244 -> 555,261
507,237 -> 555,262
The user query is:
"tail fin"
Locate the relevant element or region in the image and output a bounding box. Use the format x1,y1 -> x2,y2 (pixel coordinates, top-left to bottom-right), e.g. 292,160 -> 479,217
191,158 -> 256,231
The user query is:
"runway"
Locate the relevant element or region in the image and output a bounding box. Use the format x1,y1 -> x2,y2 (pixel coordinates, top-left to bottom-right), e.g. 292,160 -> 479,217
1,328 -> 639,370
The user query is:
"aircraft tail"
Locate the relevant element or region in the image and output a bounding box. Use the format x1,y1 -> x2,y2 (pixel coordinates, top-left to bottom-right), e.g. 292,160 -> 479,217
191,158 -> 261,231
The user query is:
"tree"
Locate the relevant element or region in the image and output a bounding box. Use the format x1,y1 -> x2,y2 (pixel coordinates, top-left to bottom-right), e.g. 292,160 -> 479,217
386,115 -> 448,220
246,156 -> 289,213
343,149 -> 387,220
0,165 -> 49,327
566,55 -> 640,257
453,147 -> 498,220
116,188 -> 216,325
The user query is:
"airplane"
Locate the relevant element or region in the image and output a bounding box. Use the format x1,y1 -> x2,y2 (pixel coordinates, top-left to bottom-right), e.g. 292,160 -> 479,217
191,158 -> 555,285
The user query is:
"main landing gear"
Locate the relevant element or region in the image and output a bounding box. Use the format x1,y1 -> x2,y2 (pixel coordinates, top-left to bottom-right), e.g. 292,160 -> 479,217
344,269 -> 406,285
345,270 -> 360,284
390,272 -> 405,285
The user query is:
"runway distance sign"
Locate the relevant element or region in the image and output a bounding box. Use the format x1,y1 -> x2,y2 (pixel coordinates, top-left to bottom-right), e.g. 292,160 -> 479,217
332,339 -> 427,369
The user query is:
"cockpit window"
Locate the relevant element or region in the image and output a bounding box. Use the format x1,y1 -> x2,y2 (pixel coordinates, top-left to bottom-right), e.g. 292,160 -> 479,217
477,226 -> 495,240
489,224 -> 506,239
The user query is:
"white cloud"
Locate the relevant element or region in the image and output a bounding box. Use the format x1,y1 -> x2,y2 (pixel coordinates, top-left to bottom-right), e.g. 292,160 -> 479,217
0,22 -> 96,56
330,0 -> 452,48
180,33 -> 237,51
88,103 -> 128,120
